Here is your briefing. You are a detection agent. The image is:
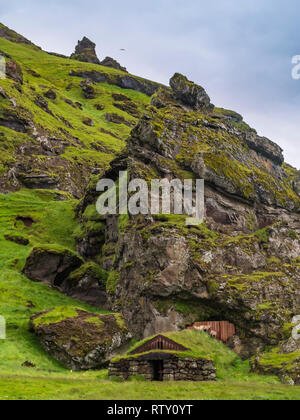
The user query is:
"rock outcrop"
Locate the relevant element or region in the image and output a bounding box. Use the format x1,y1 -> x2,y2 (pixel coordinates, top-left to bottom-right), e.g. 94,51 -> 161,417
77,75 -> 300,361
170,73 -> 213,111
70,37 -> 100,64
31,308 -> 131,370
62,263 -> 108,308
100,56 -> 127,73
250,316 -> 300,384
70,69 -> 163,96
5,58 -> 23,84
23,246 -> 83,287
80,79 -> 95,99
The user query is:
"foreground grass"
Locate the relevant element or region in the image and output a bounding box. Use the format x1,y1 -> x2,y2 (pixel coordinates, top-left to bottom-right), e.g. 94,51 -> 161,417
0,372 -> 300,400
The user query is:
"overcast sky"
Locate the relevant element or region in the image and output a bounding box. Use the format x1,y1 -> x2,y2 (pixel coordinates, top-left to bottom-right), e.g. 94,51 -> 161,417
1,0 -> 300,168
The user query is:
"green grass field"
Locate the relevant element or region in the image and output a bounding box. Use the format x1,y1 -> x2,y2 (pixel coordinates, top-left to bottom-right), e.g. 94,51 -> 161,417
1,371 -> 300,400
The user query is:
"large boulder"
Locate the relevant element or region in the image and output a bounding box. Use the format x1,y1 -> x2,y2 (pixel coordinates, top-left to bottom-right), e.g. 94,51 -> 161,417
23,246 -> 83,287
70,37 -> 100,65
30,308 -> 131,370
169,73 -> 213,111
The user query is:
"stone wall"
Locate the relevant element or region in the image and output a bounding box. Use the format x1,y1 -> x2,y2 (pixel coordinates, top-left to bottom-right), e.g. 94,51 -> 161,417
108,355 -> 216,381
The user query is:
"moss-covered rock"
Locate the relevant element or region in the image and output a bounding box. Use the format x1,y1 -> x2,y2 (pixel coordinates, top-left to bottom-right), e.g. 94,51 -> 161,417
251,347 -> 300,385
0,30 -> 151,196
169,73 -> 213,111
30,308 -> 131,370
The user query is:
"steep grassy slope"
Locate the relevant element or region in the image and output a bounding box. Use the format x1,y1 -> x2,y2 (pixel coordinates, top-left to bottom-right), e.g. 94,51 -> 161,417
0,31 -> 152,195
0,190 -> 109,374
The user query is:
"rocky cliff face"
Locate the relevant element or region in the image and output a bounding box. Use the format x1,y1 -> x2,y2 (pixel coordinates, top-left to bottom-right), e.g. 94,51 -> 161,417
78,74 -> 300,360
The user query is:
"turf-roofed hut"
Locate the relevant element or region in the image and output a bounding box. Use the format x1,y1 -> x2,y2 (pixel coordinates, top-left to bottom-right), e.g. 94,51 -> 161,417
108,334 -> 217,381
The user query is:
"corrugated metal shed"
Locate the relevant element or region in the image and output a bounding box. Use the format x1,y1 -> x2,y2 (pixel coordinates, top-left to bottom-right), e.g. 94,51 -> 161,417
187,321 -> 235,343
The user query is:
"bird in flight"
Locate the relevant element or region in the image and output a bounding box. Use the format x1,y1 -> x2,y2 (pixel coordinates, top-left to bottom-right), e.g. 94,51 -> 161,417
120,48 -> 126,51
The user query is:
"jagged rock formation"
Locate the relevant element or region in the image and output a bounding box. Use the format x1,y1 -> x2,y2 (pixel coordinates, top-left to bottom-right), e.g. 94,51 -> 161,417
100,56 -> 128,73
77,74 -> 300,362
31,308 -> 131,370
70,36 -> 100,64
170,73 -> 213,111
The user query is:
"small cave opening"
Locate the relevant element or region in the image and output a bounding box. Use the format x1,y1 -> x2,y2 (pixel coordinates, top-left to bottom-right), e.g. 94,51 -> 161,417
15,216 -> 35,227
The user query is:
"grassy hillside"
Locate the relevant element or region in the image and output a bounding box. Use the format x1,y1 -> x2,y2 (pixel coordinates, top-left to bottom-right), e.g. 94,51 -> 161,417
0,34 -> 151,194
0,189 -> 109,374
